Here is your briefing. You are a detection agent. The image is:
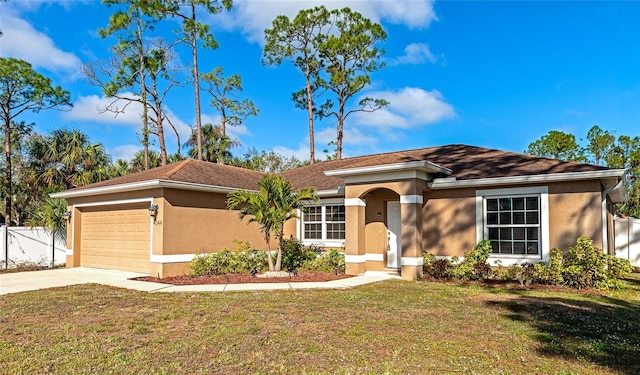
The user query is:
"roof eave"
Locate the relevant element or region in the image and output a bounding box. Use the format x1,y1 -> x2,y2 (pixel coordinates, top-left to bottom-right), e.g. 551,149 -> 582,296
325,160 -> 452,177
49,179 -> 253,199
428,169 -> 627,190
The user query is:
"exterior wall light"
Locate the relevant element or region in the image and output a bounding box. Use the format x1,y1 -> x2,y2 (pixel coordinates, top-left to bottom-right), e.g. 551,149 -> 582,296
62,211 -> 72,222
149,203 -> 159,218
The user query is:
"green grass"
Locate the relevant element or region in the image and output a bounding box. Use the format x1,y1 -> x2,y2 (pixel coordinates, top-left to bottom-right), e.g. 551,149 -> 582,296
1,274 -> 639,374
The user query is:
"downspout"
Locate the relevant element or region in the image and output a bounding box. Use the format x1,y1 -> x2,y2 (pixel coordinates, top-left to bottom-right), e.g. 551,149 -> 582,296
601,177 -> 626,255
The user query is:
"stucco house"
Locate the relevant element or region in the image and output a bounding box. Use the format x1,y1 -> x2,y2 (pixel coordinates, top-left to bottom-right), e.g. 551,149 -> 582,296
52,144 -> 627,280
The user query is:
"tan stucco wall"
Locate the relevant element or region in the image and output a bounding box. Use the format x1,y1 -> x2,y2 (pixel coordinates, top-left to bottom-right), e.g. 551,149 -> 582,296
161,189 -> 270,254
548,180 -> 603,250
422,181 -> 605,257
283,217 -> 297,241
346,179 -> 424,198
423,188 -> 477,257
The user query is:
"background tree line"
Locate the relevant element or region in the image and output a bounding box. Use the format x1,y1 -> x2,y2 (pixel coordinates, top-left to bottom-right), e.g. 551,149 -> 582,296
526,125 -> 640,218
2,1 -> 639,229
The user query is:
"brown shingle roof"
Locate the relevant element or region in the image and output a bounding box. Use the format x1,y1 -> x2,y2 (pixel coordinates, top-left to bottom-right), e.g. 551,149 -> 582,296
66,144 -> 612,195
71,158 -> 267,191
283,144 -> 610,190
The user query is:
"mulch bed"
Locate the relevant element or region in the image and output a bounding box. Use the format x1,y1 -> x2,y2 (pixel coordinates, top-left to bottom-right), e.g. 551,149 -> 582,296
133,271 -> 353,285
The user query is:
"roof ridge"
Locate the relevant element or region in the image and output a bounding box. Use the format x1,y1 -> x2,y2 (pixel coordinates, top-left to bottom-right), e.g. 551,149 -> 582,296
162,158 -> 194,179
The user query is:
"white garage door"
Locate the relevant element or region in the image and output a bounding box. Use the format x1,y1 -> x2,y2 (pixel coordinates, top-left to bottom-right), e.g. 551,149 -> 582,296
80,205 -> 151,273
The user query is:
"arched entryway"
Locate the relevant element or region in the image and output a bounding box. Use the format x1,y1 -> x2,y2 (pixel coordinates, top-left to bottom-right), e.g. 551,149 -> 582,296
342,179 -> 427,280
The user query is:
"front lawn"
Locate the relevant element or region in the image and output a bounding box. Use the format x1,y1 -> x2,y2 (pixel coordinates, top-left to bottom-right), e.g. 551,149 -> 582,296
1,275 -> 639,374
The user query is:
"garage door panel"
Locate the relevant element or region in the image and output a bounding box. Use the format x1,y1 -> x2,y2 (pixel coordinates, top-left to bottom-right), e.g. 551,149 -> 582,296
80,206 -> 151,273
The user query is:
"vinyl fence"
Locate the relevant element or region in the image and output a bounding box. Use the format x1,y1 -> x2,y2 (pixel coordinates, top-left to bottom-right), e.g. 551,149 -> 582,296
0,226 -> 67,269
614,217 -> 640,268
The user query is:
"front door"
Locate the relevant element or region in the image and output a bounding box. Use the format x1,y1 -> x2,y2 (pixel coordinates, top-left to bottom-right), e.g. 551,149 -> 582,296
387,201 -> 401,269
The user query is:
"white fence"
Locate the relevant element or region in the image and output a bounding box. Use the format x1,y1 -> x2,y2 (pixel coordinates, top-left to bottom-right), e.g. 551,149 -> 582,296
0,226 -> 67,269
614,217 -> 640,268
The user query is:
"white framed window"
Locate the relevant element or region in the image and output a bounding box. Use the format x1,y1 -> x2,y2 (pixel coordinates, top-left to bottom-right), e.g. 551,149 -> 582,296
476,186 -> 549,265
485,196 -> 540,255
299,199 -> 345,247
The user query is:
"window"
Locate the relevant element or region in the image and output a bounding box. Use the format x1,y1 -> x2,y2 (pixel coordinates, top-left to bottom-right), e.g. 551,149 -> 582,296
476,186 -> 549,264
485,196 -> 540,255
302,204 -> 345,243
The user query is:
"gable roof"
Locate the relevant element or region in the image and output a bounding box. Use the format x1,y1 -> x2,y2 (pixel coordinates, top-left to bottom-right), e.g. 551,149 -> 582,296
52,144 -> 624,199
52,158 -> 267,198
283,144 -> 614,190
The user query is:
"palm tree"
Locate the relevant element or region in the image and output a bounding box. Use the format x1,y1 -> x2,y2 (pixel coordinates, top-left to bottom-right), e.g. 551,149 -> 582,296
29,129 -> 110,189
227,175 -> 318,272
130,150 -> 161,173
185,123 -> 238,164
26,196 -> 67,267
108,159 -> 131,178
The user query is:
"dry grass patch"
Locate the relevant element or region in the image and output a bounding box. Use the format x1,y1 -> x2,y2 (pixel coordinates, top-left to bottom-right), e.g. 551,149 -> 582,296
1,275 -> 639,374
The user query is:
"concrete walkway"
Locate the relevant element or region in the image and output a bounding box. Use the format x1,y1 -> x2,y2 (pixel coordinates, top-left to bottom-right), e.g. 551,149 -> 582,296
0,267 -> 400,296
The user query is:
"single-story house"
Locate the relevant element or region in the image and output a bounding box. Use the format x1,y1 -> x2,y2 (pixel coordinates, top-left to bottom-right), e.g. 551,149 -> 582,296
51,144 -> 627,280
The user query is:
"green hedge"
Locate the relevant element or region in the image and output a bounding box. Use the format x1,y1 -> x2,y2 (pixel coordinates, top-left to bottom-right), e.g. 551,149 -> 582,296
423,237 -> 633,290
190,240 -> 345,276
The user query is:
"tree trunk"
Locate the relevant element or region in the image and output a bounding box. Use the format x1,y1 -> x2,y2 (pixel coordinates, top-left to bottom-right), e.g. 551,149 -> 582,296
191,3 -> 203,161
274,237 -> 283,272
336,101 -> 345,159
137,11 -> 150,170
306,71 -> 315,164
4,117 -> 11,227
265,235 -> 274,272
156,103 -> 168,166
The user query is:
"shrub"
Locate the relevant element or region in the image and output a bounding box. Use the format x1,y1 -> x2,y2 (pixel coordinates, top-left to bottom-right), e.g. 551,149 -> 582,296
607,256 -> 633,280
431,258 -> 455,279
500,264 -> 523,282
423,241 -> 494,280
423,253 -> 452,279
560,237 -> 633,290
189,242 -> 268,276
302,249 -> 345,274
515,262 -> 537,286
456,240 -> 494,281
562,237 -> 608,289
281,240 -> 319,271
534,247 -> 564,285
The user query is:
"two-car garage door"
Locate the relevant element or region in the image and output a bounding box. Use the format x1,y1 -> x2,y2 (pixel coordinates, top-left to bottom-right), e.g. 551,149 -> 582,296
80,204 -> 151,273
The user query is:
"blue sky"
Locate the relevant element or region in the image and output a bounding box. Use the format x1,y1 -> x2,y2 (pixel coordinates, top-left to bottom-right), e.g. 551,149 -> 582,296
2,0 -> 639,162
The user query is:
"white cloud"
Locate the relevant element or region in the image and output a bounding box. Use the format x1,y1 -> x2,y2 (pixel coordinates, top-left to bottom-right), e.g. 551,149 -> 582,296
109,144 -> 140,162
227,124 -> 251,138
389,43 -> 439,66
200,114 -> 222,128
1,7 -> 81,74
272,144 -> 311,161
220,0 -> 438,44
353,87 -> 456,128
316,126 -> 377,147
367,0 -> 438,28
64,93 -> 195,151
64,93 -> 144,126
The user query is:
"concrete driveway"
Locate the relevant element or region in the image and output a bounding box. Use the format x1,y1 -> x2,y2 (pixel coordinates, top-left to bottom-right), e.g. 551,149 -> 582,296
0,267 -> 161,295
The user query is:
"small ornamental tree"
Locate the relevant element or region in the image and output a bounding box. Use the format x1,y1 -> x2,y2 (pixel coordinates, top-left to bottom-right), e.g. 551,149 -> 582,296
227,175 -> 318,272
